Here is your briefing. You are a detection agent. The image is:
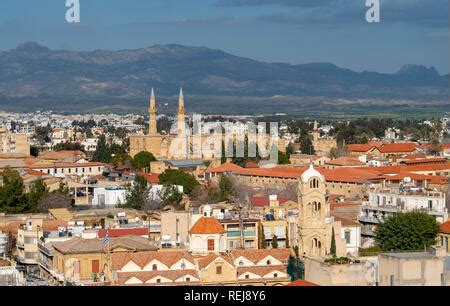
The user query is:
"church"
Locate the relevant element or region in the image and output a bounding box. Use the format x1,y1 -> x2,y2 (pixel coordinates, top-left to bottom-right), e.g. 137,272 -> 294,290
129,89 -> 286,161
297,164 -> 346,258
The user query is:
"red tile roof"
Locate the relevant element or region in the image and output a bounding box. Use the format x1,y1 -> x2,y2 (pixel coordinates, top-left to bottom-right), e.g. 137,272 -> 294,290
98,228 -> 149,238
400,158 -> 447,166
189,217 -> 225,234
286,279 -> 319,286
250,196 -> 289,207
244,161 -> 259,168
385,172 -> 448,185
439,221 -> 450,234
347,144 -> 377,152
378,143 -> 417,153
112,250 -> 195,270
141,172 -> 160,184
326,157 -> 365,166
333,215 -> 360,227
206,162 -> 244,173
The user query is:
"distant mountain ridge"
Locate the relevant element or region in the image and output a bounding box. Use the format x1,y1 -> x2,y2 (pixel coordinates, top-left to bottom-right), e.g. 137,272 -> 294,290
0,42 -> 448,112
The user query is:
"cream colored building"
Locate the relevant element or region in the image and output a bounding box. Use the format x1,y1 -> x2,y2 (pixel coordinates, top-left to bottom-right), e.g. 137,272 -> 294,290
297,165 -> 346,258
129,89 -> 285,160
0,126 -> 30,155
378,247 -> 449,286
16,219 -> 43,266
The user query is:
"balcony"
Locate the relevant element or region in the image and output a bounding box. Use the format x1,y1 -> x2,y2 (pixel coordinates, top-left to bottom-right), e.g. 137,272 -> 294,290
361,204 -> 399,213
226,231 -> 256,238
358,215 -> 382,224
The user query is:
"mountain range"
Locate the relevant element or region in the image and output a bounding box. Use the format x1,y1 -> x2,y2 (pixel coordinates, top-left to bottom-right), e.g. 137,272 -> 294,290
0,42 -> 448,116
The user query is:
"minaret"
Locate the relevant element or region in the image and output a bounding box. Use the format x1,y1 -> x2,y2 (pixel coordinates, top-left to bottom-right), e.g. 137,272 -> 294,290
177,88 -> 186,137
148,88 -> 157,136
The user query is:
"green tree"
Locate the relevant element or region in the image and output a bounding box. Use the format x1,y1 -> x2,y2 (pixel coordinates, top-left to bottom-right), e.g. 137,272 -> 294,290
131,151 -> 156,170
299,131 -> 315,155
375,212 -> 439,251
110,153 -> 132,167
0,169 -> 27,213
218,175 -> 235,202
287,255 -> 296,281
271,235 -> 278,249
330,227 -> 336,257
28,179 -> 49,211
92,135 -> 110,163
158,185 -> 183,208
159,169 -> 199,194
278,150 -> 291,164
259,223 -> 266,249
123,174 -> 150,210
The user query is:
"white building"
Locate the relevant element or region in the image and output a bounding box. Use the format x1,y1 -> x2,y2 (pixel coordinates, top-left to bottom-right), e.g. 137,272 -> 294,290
188,216 -> 226,254
92,186 -> 127,206
359,185 -> 448,244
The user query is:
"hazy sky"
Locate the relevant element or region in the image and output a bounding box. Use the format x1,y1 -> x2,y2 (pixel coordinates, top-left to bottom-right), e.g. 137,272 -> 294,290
0,0 -> 448,74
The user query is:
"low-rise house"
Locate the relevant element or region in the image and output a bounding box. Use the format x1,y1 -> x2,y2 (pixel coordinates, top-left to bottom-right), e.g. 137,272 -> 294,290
439,221 -> 450,253
378,246 -> 449,286
51,236 -> 157,285
111,250 -> 199,286
189,217 -> 226,254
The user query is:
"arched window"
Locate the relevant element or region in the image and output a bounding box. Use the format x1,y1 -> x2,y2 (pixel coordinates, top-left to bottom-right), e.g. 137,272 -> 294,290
152,264 -> 157,271
274,273 -> 278,278
310,179 -> 319,189
266,260 -> 271,265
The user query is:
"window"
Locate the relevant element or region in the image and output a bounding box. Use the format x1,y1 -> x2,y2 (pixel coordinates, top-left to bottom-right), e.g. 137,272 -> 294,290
390,275 -> 394,286
216,266 -> 222,274
239,260 -> 244,266
274,273 -> 278,278
266,260 -> 271,265
186,277 -> 191,282
207,239 -> 215,251
344,231 -> 351,244
92,260 -> 100,273
152,264 -> 158,271
24,237 -> 37,244
156,278 -> 161,283
245,274 -> 249,279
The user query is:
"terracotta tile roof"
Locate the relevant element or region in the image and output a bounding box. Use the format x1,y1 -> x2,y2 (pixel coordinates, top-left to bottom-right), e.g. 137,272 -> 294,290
286,279 -> 319,286
231,248 -> 291,264
244,161 -> 259,168
98,228 -> 149,238
347,144 -> 377,152
250,196 -> 289,207
206,162 -> 243,173
333,216 -> 360,227
385,172 -> 448,185
197,253 -> 235,270
326,157 -> 366,166
42,220 -> 68,231
400,158 -> 447,166
439,221 -> 450,234
30,162 -> 105,169
358,162 -> 450,175
237,265 -> 288,277
189,217 -> 225,234
52,236 -> 156,254
140,172 -> 160,184
112,250 -> 195,270
378,143 -> 417,153
0,221 -> 22,234
233,165 -> 384,184
117,269 -> 199,285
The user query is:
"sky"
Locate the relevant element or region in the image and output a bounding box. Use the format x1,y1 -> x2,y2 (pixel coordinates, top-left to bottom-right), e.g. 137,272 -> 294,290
0,0 -> 448,74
